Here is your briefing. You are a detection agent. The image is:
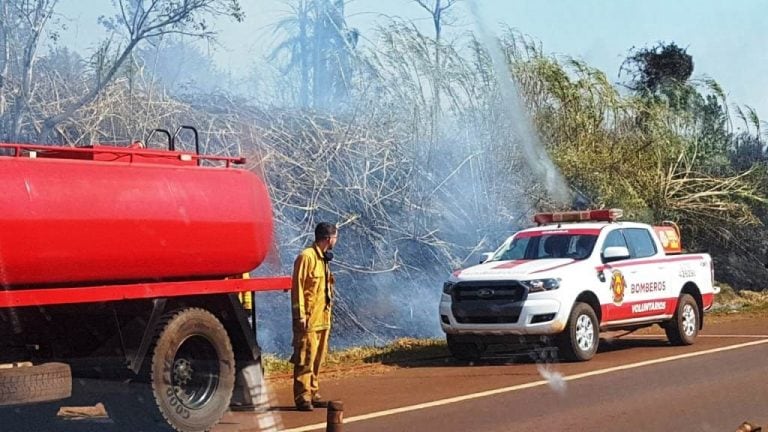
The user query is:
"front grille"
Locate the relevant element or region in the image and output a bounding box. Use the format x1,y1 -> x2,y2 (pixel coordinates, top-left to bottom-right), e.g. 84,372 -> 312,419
451,281 -> 527,324
457,314 -> 521,324
454,285 -> 525,302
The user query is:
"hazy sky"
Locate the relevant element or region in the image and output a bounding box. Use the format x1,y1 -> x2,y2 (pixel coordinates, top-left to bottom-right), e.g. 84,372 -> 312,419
59,0 -> 768,122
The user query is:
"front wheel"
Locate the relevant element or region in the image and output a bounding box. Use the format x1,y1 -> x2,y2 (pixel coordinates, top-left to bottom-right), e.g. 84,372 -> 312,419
665,294 -> 699,346
446,335 -> 485,361
557,302 -> 599,362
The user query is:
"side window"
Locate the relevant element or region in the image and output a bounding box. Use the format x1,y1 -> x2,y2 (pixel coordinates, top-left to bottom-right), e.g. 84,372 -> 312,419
624,228 -> 657,258
602,230 -> 628,253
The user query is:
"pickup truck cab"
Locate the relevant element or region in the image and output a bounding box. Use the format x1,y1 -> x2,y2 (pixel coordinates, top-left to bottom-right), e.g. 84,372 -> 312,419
440,209 -> 718,361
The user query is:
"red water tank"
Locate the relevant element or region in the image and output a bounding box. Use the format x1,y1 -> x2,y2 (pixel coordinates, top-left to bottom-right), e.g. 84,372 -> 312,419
0,144 -> 274,287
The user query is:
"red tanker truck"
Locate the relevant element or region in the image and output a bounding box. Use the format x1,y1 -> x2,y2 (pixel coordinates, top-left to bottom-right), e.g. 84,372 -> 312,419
0,127 -> 290,432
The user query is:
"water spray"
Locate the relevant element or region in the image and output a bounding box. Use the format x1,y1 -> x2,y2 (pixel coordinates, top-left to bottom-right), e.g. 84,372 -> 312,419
466,0 -> 572,206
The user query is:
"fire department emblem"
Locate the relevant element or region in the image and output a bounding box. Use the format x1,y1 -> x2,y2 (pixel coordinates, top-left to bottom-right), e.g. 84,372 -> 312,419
611,270 -> 626,305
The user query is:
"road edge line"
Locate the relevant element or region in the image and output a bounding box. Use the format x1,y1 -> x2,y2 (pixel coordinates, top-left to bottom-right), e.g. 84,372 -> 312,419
281,338 -> 768,432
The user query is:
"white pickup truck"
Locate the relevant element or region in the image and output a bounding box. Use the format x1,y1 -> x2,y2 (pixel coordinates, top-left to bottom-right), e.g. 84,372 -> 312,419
439,209 -> 718,361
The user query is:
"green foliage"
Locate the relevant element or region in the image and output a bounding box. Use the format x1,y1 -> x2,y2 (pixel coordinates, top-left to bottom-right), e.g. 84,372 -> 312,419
488,32 -> 767,238
344,23 -> 768,264
621,42 -> 694,95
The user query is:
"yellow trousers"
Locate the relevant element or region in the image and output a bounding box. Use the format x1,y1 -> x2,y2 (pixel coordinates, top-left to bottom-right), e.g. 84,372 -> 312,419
291,329 -> 330,404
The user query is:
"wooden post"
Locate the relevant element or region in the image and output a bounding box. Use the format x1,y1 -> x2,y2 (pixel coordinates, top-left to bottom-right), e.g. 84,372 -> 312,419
326,401 -> 343,432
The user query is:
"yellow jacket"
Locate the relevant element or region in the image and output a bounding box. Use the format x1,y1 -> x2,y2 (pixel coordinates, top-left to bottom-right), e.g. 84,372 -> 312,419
291,244 -> 334,332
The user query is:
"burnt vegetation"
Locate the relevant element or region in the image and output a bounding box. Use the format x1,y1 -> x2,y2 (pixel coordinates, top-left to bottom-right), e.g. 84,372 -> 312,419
1,1 -> 767,350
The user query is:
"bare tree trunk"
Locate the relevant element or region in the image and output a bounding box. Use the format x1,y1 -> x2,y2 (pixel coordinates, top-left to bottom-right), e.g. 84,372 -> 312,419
328,0 -> 351,106
413,0 -> 459,164
0,1 -> 8,123
430,0 -> 442,164
9,0 -> 57,141
299,0 -> 310,108
312,0 -> 324,109
39,0 -> 244,140
40,38 -> 140,140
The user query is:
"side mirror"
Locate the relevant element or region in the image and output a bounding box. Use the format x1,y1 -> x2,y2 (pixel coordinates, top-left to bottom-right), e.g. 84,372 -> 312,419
480,252 -> 494,264
603,246 -> 630,263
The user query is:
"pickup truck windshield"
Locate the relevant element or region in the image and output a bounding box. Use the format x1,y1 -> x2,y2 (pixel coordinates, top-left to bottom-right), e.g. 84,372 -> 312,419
492,233 -> 598,261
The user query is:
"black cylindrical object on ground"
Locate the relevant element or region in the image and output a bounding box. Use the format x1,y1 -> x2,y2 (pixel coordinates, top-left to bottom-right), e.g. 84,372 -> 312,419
326,401 -> 343,432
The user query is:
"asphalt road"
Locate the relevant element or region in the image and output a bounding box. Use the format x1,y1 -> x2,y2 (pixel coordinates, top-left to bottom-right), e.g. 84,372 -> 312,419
221,314 -> 768,432
3,315 -> 766,432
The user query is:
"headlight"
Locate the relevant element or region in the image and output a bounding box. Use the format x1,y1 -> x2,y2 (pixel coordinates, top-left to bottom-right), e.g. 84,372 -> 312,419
442,281 -> 455,294
521,278 -> 561,293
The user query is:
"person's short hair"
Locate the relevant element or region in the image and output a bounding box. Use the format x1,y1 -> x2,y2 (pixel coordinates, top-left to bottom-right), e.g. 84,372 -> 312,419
315,222 -> 337,241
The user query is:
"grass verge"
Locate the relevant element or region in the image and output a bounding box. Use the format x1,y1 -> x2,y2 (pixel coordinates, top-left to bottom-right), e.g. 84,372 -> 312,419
263,338 -> 447,377
264,285 -> 767,377
709,284 -> 768,316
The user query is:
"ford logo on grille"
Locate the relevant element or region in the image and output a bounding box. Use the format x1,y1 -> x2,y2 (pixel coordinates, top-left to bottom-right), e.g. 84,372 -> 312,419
477,288 -> 495,298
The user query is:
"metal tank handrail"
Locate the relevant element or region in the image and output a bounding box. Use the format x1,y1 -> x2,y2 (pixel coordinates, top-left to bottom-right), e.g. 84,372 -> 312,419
146,128 -> 174,150
0,142 -> 245,167
172,125 -> 201,165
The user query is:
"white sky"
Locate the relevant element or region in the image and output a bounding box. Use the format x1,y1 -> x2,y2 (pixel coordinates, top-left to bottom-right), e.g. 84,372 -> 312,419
57,0 -> 768,121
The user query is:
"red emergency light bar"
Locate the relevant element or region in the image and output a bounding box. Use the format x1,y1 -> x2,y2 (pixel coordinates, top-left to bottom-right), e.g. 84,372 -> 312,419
534,208 -> 623,225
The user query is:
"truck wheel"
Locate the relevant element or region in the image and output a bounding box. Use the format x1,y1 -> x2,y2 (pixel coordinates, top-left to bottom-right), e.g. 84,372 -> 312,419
0,362 -> 71,406
107,308 -> 236,432
665,294 -> 699,346
558,303 -> 599,362
150,308 -> 236,432
446,335 -> 485,361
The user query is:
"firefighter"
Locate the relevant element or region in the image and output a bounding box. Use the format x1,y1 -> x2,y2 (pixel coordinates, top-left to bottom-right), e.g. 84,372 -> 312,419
291,222 -> 338,411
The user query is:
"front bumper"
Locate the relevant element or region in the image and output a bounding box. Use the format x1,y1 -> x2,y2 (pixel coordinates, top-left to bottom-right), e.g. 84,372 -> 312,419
439,294 -> 568,336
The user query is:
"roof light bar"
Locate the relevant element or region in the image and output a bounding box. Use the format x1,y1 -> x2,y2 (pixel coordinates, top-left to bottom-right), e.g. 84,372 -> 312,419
533,208 -> 623,225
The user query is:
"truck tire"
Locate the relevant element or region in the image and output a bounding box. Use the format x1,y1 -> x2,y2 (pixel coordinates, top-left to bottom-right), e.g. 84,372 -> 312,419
105,308 -> 236,432
446,335 -> 485,361
557,302 -> 599,362
0,362 -> 71,406
665,294 -> 699,346
151,308 -> 236,432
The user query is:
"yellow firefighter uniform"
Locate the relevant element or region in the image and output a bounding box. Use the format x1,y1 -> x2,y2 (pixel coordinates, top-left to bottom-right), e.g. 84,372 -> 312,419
291,244 -> 334,404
